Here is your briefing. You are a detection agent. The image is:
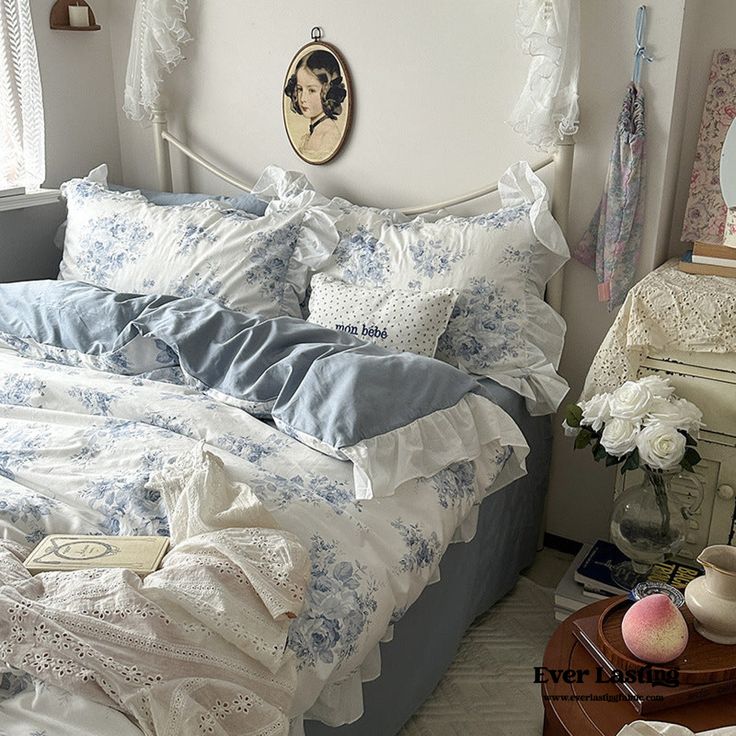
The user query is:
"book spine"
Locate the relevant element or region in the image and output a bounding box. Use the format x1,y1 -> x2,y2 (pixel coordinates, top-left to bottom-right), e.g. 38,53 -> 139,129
581,587 -> 610,600
0,187 -> 25,198
692,254 -> 736,268
572,575 -> 625,596
694,241 -> 736,257
554,596 -> 588,612
678,261 -> 736,278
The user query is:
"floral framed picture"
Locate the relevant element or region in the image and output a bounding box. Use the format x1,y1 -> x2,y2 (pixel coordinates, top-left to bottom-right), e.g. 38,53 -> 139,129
283,40 -> 352,166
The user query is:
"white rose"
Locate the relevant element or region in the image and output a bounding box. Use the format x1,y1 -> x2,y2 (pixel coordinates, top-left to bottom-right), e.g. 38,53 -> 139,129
637,375 -> 675,399
671,398 -> 704,436
580,393 -> 612,432
600,418 -> 639,457
646,397 -> 704,436
609,381 -> 654,421
636,423 -> 687,471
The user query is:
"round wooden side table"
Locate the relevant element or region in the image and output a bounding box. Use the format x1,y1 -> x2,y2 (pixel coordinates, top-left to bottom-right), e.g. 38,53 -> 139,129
542,599 -> 736,735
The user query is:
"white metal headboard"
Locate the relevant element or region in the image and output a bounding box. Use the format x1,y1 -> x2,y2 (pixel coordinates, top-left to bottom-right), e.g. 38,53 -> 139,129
150,108 -> 574,313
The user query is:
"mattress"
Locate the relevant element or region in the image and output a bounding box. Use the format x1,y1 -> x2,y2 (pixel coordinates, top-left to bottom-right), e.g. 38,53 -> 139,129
0,323 -> 533,733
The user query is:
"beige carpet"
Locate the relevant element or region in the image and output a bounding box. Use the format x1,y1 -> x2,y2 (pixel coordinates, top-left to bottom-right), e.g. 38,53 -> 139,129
399,577 -> 557,736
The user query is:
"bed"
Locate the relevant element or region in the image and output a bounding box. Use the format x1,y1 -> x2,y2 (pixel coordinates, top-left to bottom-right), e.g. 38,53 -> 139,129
0,119 -> 574,736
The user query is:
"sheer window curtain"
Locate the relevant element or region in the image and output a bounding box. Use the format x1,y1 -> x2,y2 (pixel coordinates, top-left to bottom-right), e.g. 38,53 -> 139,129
0,0 -> 44,190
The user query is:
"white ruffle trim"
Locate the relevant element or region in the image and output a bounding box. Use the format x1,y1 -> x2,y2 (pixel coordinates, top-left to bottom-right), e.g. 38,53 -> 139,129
494,160 -> 571,415
291,412 -> 529,730
252,165 -> 340,305
285,206 -> 340,304
507,0 -> 581,152
341,393 -> 529,500
469,333 -> 570,418
253,165 -> 325,204
123,0 -> 192,122
499,160 -> 570,277
253,162 -> 570,415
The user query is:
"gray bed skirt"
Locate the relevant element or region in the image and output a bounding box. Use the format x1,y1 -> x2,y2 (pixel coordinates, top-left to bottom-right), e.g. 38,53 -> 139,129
305,383 -> 552,736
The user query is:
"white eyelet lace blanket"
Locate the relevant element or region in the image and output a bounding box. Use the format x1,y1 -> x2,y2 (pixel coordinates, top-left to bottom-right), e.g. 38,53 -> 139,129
582,259 -> 736,399
0,446 -> 309,736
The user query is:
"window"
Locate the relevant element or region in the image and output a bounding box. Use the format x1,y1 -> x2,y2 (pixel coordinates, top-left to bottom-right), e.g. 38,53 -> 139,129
0,0 -> 44,191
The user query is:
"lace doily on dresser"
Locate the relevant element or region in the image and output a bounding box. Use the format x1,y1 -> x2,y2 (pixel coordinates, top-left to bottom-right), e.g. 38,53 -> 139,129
582,259 -> 736,399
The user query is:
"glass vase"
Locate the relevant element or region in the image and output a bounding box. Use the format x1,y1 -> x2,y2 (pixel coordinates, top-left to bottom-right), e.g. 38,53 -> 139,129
609,468 -> 703,589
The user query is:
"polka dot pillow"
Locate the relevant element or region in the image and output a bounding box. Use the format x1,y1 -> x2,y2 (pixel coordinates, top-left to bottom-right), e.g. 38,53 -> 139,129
307,274 -> 457,357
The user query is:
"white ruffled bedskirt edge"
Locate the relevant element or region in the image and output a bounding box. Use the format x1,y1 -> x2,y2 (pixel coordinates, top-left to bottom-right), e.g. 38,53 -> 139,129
291,398 -> 530,730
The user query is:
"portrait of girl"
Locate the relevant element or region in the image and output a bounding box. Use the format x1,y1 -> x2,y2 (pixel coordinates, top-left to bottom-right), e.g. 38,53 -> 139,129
283,42 -> 351,165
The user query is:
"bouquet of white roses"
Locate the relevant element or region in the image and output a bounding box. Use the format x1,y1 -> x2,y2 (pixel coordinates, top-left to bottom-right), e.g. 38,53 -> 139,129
564,375 -> 703,474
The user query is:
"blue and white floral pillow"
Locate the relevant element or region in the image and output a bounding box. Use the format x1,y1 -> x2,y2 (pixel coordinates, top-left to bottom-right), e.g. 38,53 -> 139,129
255,162 -> 570,415
58,178 -> 338,319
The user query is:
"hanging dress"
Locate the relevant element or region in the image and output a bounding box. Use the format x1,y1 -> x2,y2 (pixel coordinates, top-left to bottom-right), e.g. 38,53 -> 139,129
573,7 -> 650,311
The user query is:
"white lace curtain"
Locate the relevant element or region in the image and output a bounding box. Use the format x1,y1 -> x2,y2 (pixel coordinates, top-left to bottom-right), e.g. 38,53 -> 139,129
0,0 -> 44,190
123,0 -> 191,121
508,0 -> 581,151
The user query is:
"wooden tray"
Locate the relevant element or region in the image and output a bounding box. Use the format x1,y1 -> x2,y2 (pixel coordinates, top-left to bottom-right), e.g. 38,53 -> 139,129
598,596 -> 736,684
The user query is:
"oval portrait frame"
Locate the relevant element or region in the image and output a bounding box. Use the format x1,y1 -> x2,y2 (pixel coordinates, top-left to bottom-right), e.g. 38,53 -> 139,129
282,40 -> 352,166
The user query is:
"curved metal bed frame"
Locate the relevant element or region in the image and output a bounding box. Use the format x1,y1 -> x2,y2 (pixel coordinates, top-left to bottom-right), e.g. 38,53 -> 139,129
149,108 -> 574,313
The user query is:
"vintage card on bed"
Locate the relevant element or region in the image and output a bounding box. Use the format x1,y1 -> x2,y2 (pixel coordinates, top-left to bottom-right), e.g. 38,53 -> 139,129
24,535 -> 170,576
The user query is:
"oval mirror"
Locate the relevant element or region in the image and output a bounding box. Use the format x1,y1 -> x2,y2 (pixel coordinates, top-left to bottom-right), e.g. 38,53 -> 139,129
720,117 -> 736,207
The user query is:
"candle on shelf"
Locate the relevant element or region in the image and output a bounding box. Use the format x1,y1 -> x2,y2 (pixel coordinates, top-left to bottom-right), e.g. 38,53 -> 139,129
68,4 -> 90,27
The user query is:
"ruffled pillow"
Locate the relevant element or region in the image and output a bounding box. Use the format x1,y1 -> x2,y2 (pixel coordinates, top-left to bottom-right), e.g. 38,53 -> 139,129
59,171 -> 338,319
253,162 -> 570,414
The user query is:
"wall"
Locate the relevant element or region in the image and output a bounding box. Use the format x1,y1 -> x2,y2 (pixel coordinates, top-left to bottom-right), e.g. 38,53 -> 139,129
547,0 -> 689,543
0,0 -> 122,282
104,1 -> 693,544
108,1 -> 537,204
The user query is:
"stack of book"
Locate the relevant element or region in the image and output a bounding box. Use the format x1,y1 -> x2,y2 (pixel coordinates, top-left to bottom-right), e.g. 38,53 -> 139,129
679,241 -> 736,278
554,539 -> 702,622
0,186 -> 25,199
555,544 -> 596,621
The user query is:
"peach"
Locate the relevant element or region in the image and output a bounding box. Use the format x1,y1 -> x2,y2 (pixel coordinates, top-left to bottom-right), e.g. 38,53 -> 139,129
621,594 -> 689,663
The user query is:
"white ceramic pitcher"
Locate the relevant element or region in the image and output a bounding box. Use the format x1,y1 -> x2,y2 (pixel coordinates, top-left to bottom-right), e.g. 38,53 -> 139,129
684,545 -> 736,645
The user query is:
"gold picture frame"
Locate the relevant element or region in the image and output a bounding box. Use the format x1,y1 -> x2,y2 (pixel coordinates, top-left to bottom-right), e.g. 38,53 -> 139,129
283,40 -> 352,166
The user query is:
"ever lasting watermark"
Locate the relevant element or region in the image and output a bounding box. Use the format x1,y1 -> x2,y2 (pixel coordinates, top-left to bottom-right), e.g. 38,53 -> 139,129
534,666 -> 680,688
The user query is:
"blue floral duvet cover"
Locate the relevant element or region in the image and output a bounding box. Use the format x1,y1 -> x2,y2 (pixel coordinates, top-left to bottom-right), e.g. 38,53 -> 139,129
0,313 -> 525,733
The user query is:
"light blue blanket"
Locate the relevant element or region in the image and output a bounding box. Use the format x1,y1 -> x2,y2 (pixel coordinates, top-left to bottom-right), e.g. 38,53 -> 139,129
0,280 -> 490,459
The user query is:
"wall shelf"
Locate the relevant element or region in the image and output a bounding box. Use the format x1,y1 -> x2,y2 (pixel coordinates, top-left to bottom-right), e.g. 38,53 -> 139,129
50,25 -> 101,32
50,0 -> 100,31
